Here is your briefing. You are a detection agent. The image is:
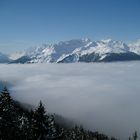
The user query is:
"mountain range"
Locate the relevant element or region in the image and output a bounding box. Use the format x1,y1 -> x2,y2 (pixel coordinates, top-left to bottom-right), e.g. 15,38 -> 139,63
1,38 -> 140,63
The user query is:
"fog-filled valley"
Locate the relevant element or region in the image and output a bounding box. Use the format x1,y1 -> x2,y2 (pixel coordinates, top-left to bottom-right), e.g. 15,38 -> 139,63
0,62 -> 140,139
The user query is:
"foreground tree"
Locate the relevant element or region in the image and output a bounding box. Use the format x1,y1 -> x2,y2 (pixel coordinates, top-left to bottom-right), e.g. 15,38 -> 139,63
31,101 -> 48,139
31,101 -> 60,140
129,131 -> 138,140
0,87 -> 21,139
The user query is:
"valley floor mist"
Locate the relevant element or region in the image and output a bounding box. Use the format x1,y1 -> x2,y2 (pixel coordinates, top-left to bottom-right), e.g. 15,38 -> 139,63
0,62 -> 140,139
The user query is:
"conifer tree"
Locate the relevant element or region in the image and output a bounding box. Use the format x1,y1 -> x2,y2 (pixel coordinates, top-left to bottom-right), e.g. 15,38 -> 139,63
0,87 -> 20,139
133,131 -> 138,140
31,101 -> 48,140
47,115 -> 59,139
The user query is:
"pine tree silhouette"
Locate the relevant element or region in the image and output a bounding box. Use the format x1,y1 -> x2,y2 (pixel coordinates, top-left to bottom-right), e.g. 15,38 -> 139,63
47,115 -> 59,139
133,131 -> 138,140
31,101 -> 48,140
0,87 -> 20,139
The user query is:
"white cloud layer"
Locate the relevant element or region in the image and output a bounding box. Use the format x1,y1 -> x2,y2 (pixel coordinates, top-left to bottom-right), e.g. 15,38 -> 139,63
0,62 -> 140,139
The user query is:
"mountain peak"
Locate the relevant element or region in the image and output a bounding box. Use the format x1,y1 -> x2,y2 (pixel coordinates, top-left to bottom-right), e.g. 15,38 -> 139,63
82,38 -> 91,42
101,38 -> 113,43
2,38 -> 140,63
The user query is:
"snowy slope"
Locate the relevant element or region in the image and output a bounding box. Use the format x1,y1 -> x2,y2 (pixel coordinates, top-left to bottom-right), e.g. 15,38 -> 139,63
6,38 -> 140,63
129,39 -> 140,55
25,39 -> 92,63
25,39 -> 131,63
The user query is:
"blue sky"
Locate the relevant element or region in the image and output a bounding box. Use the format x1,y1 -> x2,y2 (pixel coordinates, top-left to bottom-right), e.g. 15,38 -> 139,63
0,0 -> 140,53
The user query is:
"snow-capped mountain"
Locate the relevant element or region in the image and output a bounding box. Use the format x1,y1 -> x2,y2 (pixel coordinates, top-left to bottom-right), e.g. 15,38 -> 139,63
7,38 -> 140,63
129,39 -> 140,55
0,52 -> 11,63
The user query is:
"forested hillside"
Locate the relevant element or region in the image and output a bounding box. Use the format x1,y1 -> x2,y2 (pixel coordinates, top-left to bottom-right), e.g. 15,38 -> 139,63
0,87 -> 137,140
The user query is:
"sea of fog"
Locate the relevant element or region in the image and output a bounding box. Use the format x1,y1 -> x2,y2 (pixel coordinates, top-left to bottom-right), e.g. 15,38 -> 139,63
0,62 -> 140,139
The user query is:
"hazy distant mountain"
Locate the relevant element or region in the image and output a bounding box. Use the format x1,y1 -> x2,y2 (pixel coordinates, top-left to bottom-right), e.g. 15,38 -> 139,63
4,38 -> 140,63
0,52 -> 11,63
